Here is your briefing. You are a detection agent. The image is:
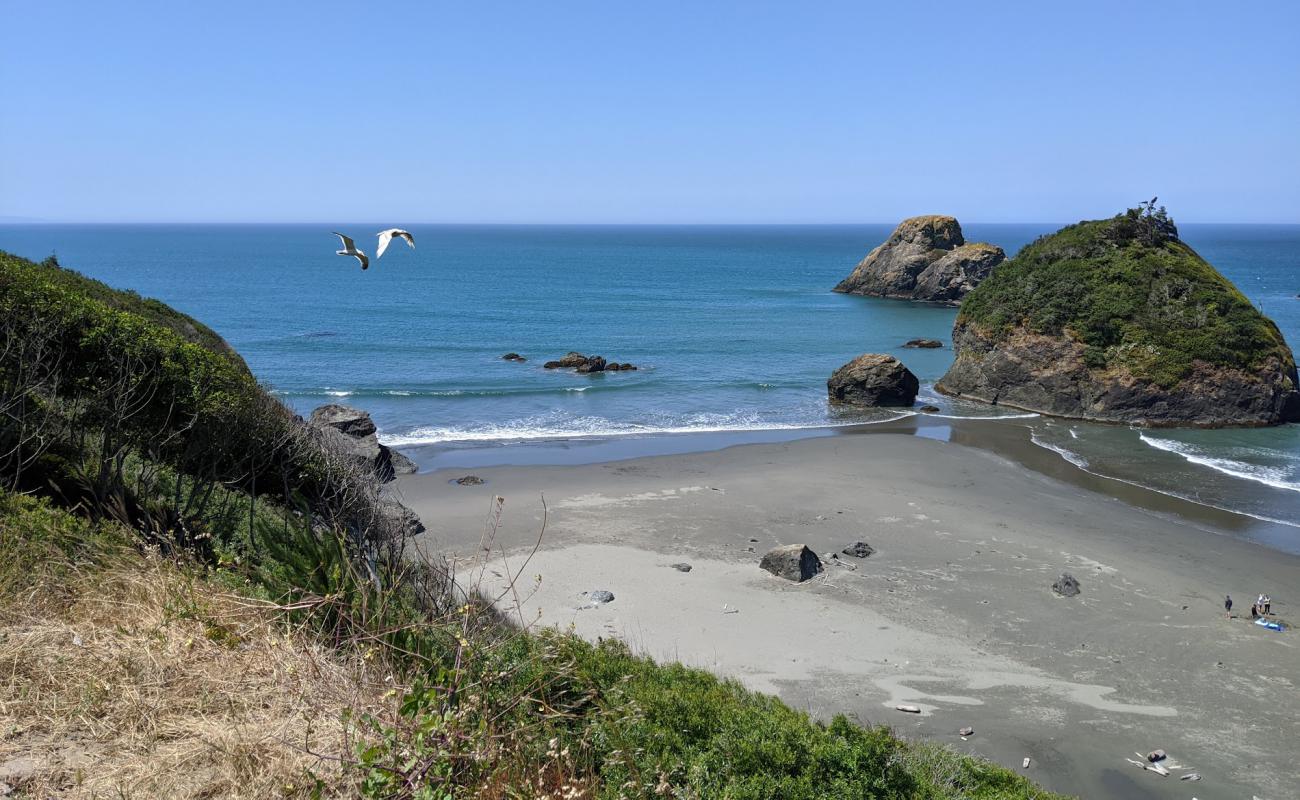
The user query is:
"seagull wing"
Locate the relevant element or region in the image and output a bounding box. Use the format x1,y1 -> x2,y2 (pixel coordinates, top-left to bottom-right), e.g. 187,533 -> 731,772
354,251 -> 369,270
376,230 -> 394,259
397,230 -> 415,249
332,231 -> 357,252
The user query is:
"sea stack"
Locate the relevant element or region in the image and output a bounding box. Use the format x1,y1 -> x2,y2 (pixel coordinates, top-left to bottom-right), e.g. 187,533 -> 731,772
833,215 -> 1005,305
937,206 -> 1300,427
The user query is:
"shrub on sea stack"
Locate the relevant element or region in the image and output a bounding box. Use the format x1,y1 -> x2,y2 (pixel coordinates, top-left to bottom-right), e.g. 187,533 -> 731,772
937,205 -> 1300,426
828,354 -> 919,407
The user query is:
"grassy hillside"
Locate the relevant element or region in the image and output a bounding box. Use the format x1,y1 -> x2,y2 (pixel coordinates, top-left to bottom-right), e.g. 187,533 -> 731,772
0,252 -> 1068,799
957,206 -> 1295,388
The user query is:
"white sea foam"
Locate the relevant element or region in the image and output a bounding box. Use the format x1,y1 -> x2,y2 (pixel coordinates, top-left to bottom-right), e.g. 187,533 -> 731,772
379,411 -> 914,448
1138,433 -> 1300,493
1029,432 -> 1089,468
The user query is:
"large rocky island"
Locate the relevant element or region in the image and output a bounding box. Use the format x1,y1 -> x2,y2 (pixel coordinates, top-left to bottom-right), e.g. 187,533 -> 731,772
937,205 -> 1300,426
833,215 -> 1005,305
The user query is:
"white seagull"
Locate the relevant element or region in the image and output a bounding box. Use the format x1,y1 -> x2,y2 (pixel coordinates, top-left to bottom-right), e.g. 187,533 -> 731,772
332,231 -> 369,270
375,228 -> 415,259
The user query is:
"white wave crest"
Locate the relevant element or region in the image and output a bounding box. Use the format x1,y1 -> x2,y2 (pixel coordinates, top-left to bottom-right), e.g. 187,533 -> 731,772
379,411 -> 914,448
1029,432 -> 1089,468
1138,433 -> 1300,493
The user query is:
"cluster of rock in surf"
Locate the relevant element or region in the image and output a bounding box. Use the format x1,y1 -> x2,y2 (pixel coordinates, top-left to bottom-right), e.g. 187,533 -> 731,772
542,351 -> 638,372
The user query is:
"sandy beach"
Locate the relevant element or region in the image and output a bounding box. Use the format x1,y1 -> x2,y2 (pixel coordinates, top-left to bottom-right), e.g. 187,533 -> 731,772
395,424 -> 1299,799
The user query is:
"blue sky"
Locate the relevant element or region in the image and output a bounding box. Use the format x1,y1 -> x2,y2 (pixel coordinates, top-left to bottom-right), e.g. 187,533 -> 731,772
3,2 -> 1297,223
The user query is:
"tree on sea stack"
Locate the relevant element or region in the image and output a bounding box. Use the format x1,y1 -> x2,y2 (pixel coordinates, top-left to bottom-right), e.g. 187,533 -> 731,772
937,204 -> 1300,427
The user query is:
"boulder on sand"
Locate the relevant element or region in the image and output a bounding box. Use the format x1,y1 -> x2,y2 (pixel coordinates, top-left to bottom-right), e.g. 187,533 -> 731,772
833,216 -> 1005,305
309,404 -> 415,482
1052,572 -> 1081,597
760,544 -> 823,582
842,541 -> 875,558
828,354 -> 919,407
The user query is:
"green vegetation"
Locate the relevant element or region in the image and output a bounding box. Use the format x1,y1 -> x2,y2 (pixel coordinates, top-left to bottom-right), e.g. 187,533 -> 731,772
958,205 -> 1295,388
0,250 -> 1067,798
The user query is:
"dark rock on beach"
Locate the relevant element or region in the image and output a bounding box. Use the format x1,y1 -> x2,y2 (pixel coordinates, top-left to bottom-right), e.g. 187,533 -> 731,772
760,544 -> 823,582
670,562 -> 693,572
903,338 -> 943,349
1052,572 -> 1081,597
919,404 -> 941,413
828,354 -> 919,407
833,216 -> 1005,305
378,498 -> 425,537
308,404 -> 413,482
937,206 -> 1300,427
842,541 -> 875,558
454,475 -> 485,486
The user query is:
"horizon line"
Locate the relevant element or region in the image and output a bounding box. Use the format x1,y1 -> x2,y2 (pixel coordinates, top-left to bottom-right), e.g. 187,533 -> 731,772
4,219 -> 1300,227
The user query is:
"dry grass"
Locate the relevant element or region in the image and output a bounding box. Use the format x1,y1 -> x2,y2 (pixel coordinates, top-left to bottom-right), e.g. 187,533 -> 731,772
0,551 -> 399,798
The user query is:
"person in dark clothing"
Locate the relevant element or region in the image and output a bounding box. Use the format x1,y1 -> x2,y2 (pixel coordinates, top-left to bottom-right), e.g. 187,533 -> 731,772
1225,594 -> 1233,618
1251,603 -> 1259,620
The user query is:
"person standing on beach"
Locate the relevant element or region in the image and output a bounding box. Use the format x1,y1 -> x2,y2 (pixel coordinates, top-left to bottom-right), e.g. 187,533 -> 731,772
1225,594 -> 1233,618
1263,595 -> 1271,615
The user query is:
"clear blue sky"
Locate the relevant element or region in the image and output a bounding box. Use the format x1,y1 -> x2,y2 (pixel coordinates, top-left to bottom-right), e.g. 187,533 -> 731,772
3,1 -> 1298,223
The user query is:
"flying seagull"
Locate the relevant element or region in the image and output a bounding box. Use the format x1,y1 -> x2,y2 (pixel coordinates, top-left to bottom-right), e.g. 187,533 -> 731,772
332,231 -> 369,270
376,228 -> 415,259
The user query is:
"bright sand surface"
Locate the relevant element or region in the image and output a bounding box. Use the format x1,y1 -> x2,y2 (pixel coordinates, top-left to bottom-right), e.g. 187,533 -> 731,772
395,425 -> 1299,800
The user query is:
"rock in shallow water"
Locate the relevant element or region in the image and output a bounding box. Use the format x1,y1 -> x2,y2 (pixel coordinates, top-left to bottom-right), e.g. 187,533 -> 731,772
828,354 -> 919,407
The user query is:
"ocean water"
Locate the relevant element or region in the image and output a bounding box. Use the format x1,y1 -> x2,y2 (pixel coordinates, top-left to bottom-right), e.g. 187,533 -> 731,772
3,223 -> 1299,545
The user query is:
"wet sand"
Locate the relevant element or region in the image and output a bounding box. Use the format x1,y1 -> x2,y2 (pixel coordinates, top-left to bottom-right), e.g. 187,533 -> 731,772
396,426 -> 1299,799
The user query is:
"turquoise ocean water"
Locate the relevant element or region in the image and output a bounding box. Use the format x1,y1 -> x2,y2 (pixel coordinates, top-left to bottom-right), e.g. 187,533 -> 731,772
3,223 -> 1298,547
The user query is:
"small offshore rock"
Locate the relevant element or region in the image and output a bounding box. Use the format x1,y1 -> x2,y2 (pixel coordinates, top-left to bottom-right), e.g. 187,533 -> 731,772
919,404 -> 941,413
670,563 -> 693,572
760,544 -> 823,582
903,338 -> 943,348
455,475 -> 485,486
1052,572 -> 1081,597
502,352 -> 527,361
842,541 -> 875,558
